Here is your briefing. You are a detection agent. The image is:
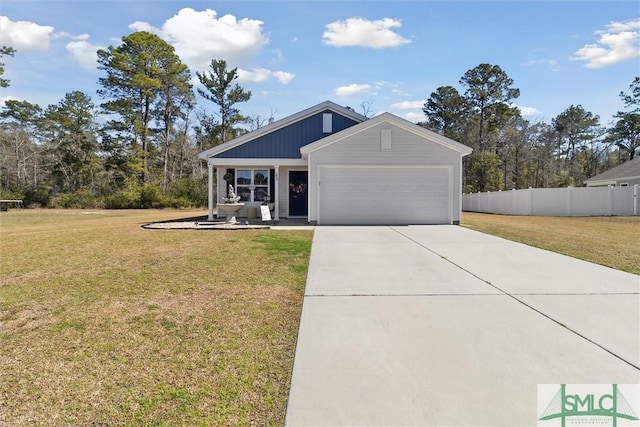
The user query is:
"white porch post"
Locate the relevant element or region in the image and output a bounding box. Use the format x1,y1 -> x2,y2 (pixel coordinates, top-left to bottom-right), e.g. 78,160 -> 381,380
216,167 -> 222,219
274,165 -> 280,221
207,161 -> 214,221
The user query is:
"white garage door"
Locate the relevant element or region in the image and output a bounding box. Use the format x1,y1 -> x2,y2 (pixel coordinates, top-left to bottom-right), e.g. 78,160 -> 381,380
318,166 -> 452,225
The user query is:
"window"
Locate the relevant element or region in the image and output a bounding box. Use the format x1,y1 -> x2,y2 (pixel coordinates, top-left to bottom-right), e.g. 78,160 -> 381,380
235,169 -> 270,202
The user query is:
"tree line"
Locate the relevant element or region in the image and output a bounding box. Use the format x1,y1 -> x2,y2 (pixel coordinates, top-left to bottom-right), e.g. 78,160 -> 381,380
421,65 -> 639,191
1,31 -> 638,208
0,32 -> 252,208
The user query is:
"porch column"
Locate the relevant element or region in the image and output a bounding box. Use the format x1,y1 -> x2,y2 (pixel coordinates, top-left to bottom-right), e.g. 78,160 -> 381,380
207,161 -> 214,221
216,167 -> 222,219
274,165 -> 280,221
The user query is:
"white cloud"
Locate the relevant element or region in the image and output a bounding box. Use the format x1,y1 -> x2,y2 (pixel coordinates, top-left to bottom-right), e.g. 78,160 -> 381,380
130,8 -> 269,74
66,39 -> 103,70
391,88 -> 409,96
0,16 -> 55,51
1,95 -> 20,107
323,17 -> 411,49
128,8 -> 294,85
392,100 -> 425,109
403,112 -> 424,123
272,71 -> 295,84
271,49 -> 286,64
237,68 -> 295,84
334,83 -> 372,96
521,58 -> 561,72
237,68 -> 271,83
516,105 -> 541,117
571,19 -> 640,68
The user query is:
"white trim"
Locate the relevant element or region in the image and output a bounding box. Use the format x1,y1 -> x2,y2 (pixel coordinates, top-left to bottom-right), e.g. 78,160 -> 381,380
274,165 -> 280,221
206,158 -> 307,167
315,164 -> 453,225
301,112 -> 472,157
198,101 -> 366,159
322,113 -> 332,133
586,179 -> 617,187
586,174 -> 640,186
235,168 -> 270,203
207,163 -> 215,220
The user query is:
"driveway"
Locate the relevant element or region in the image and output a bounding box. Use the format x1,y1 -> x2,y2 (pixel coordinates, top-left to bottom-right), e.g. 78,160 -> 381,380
285,226 -> 640,426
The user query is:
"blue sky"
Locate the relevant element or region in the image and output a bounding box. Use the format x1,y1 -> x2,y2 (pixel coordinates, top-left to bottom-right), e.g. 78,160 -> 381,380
1,1 -> 638,127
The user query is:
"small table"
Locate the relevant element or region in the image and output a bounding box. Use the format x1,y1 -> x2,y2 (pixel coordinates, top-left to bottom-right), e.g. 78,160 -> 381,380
0,200 -> 24,211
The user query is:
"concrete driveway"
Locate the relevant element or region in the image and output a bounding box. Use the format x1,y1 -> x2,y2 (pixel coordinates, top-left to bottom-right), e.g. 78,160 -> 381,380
285,226 -> 640,426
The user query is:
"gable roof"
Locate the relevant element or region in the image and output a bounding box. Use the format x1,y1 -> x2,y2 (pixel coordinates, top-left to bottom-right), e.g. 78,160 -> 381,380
300,112 -> 473,157
198,100 -> 367,160
584,157 -> 640,185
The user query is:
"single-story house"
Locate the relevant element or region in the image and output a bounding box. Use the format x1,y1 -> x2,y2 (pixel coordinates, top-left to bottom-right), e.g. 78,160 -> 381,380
584,156 -> 640,187
198,101 -> 473,225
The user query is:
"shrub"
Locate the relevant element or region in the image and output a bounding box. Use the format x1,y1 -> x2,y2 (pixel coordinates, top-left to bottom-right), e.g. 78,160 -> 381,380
0,188 -> 24,201
23,186 -> 52,208
168,177 -> 207,208
103,191 -> 139,209
50,189 -> 103,209
139,184 -> 164,208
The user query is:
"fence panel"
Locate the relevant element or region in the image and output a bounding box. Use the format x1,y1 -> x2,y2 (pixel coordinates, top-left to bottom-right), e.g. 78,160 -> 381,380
612,186 -> 636,215
463,185 -> 638,216
531,188 -> 568,216
570,187 -> 610,216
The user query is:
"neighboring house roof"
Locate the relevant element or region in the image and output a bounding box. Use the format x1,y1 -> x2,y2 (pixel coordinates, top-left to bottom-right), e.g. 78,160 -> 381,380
198,100 -> 367,160
584,157 -> 640,185
300,112 -> 473,157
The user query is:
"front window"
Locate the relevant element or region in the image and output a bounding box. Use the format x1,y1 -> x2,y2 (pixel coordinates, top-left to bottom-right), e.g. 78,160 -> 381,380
235,169 -> 270,202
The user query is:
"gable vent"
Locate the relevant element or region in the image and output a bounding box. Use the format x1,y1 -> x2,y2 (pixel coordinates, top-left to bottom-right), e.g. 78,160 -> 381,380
323,113 -> 332,133
381,129 -> 392,150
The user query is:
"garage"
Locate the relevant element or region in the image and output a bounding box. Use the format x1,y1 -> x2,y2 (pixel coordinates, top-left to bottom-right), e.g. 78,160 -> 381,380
318,165 -> 452,225
301,112 -> 472,225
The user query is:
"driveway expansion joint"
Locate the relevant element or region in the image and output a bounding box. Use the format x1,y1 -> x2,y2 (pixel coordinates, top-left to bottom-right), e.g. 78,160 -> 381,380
390,226 -> 640,372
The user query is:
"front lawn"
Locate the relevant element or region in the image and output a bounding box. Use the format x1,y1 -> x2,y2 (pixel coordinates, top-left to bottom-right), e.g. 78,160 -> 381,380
0,209 -> 312,426
462,212 -> 640,275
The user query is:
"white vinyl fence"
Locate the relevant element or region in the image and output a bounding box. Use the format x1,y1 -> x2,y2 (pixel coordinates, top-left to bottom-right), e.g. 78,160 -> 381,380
463,185 -> 639,216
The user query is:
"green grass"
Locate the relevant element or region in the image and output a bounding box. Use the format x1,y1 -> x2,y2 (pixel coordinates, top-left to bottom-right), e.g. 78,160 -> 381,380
462,212 -> 640,275
0,209 -> 313,426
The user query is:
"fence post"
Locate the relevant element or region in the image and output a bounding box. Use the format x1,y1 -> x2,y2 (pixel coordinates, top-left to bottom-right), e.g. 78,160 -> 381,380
635,185 -> 638,216
529,187 -> 533,216
567,187 -> 572,216
608,185 -> 613,216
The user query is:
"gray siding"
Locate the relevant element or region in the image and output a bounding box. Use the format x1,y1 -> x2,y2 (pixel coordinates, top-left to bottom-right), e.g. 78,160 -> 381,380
619,177 -> 640,186
216,110 -> 359,159
308,123 -> 463,222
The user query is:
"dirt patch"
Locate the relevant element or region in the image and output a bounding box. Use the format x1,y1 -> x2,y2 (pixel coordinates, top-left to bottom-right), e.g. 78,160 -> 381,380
0,305 -> 53,334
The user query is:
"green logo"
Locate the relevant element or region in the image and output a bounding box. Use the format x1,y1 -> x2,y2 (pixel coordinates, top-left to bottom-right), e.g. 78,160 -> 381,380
539,384 -> 639,427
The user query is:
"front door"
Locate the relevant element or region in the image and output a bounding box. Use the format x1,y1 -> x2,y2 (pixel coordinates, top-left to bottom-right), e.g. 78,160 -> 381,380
288,171 -> 308,217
